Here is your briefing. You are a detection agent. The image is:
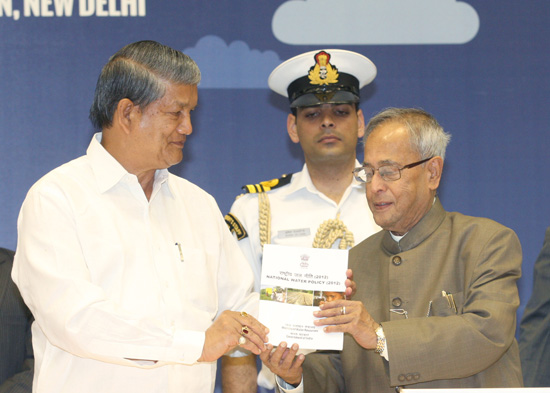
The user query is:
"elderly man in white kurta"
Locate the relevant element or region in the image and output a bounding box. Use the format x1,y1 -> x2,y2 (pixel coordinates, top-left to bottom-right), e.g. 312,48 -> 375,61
12,40 -> 268,393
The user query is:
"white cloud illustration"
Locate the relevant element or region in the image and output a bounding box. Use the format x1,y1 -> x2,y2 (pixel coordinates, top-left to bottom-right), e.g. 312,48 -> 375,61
272,0 -> 480,45
183,36 -> 282,88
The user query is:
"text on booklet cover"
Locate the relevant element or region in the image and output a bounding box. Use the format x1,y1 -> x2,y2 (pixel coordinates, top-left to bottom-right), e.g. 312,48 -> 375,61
259,244 -> 348,350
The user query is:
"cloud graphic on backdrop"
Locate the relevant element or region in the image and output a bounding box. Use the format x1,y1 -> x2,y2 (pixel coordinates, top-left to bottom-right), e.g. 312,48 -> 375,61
183,36 -> 282,88
272,0 -> 479,45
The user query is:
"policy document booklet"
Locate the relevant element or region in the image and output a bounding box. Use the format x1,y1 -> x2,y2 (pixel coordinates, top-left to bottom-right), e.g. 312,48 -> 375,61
259,244 -> 348,350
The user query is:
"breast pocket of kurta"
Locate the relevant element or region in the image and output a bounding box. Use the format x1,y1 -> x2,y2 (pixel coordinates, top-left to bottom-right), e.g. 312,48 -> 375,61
76,215 -> 126,287
174,248 -> 218,314
430,291 -> 464,317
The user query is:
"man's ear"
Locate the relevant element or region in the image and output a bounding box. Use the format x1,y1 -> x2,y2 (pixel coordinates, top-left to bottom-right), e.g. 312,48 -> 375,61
287,113 -> 300,144
356,109 -> 366,139
114,98 -> 137,135
427,156 -> 444,191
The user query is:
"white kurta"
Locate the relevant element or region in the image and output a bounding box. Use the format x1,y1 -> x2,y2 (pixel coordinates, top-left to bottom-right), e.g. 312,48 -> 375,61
12,133 -> 257,393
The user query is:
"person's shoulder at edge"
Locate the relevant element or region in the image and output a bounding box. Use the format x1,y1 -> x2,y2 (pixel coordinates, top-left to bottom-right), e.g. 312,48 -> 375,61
0,247 -> 15,260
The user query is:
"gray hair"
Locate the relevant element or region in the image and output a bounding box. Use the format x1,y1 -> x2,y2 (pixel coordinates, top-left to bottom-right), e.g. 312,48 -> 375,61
363,107 -> 451,160
89,40 -> 201,130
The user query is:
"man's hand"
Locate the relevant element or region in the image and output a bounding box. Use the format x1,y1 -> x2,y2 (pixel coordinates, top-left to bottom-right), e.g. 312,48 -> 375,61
344,268 -> 356,299
198,310 -> 269,362
313,300 -> 378,350
259,342 -> 304,387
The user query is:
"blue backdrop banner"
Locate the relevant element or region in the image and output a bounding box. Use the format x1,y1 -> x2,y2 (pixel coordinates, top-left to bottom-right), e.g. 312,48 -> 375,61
2,2 -> 549,391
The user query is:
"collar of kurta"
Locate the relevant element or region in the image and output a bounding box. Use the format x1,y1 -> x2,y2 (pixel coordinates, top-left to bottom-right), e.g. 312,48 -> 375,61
382,197 -> 446,254
88,133 -> 172,197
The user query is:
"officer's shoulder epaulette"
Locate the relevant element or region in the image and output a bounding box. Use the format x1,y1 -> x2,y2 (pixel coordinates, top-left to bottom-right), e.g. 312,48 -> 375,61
241,173 -> 293,194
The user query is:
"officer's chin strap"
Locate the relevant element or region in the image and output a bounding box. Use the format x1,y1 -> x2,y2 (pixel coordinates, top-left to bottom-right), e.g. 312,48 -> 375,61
312,213 -> 354,249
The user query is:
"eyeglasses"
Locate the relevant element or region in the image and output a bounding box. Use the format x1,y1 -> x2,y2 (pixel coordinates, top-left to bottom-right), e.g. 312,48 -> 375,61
353,157 -> 433,183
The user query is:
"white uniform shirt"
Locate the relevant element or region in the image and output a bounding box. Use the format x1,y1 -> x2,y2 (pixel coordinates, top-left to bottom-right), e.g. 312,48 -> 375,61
12,133 -> 257,393
229,163 -> 381,292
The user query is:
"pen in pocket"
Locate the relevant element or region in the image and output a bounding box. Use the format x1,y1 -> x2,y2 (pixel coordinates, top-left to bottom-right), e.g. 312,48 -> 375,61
175,242 -> 184,262
442,290 -> 457,314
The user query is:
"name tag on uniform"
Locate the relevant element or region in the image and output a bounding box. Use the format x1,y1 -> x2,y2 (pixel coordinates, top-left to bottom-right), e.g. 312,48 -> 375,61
277,228 -> 311,239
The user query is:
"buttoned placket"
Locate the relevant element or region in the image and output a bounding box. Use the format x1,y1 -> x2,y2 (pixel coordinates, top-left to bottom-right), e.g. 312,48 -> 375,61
148,180 -> 179,329
388,253 -> 408,319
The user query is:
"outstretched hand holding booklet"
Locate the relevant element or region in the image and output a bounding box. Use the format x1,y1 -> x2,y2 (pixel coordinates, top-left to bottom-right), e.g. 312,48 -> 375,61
258,244 -> 349,350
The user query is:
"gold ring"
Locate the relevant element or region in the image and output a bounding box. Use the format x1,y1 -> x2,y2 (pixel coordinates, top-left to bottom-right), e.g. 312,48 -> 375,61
240,311 -> 248,318
238,335 -> 246,345
341,306 -> 346,315
241,325 -> 249,335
